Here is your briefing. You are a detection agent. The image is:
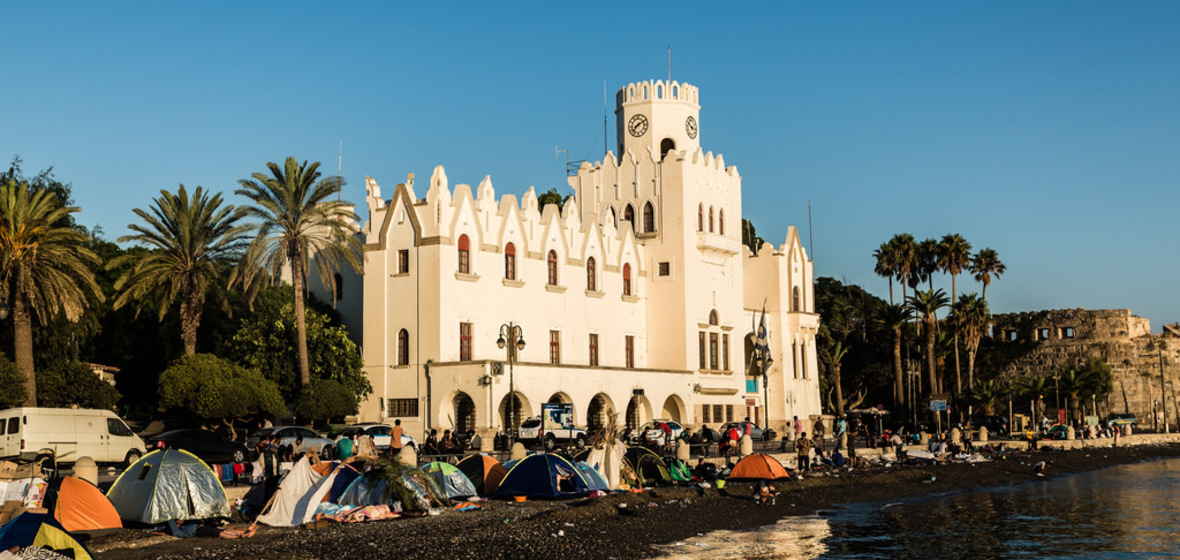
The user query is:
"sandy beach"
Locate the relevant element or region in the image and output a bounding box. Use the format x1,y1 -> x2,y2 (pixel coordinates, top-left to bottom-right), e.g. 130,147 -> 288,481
86,442 -> 1180,560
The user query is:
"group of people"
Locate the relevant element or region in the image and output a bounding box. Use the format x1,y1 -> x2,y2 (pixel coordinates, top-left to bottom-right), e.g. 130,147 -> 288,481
423,428 -> 466,455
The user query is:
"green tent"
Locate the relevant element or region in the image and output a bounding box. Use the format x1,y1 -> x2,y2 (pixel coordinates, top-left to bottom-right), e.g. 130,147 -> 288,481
423,462 -> 478,499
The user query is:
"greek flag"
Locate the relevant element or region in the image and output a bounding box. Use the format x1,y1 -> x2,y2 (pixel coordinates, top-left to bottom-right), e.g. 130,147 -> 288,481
754,306 -> 770,362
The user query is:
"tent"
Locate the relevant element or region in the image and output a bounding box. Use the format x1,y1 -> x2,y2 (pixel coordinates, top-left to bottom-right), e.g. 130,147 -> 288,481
495,453 -> 592,499
338,466 -> 447,511
0,512 -> 94,560
257,457 -> 338,528
727,453 -> 791,480
106,449 -> 231,524
623,447 -> 671,486
667,459 -> 695,483
422,462 -> 477,499
43,476 -> 122,532
456,454 -> 508,496
573,461 -> 609,492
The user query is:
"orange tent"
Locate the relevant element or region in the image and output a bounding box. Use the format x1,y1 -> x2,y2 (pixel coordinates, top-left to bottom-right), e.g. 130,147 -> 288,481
727,453 -> 791,480
46,477 -> 122,532
456,454 -> 508,496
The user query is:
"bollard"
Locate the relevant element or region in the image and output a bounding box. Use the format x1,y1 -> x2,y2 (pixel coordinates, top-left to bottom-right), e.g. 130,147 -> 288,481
74,457 -> 98,485
950,427 -> 961,444
397,444 -> 418,465
1124,424 -> 1133,436
676,440 -> 691,461
1066,425 -> 1076,440
978,426 -> 989,444
739,434 -> 754,457
510,442 -> 528,461
919,432 -> 930,446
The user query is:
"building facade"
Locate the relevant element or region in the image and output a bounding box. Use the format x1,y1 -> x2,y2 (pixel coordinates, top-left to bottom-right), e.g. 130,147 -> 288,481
348,80 -> 821,444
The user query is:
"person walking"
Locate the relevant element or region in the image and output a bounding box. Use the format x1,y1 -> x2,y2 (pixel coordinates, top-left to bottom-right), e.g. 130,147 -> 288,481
795,431 -> 812,473
793,416 -> 803,441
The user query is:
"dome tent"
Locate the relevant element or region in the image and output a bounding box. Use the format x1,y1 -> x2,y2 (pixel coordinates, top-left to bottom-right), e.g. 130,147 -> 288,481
423,462 -> 477,499
727,453 -> 791,480
494,453 -> 593,499
105,449 -> 231,524
456,453 -> 508,496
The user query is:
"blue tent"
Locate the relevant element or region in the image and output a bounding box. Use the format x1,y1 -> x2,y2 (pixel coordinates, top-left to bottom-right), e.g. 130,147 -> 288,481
573,461 -> 610,492
0,512 -> 94,560
495,453 -> 592,499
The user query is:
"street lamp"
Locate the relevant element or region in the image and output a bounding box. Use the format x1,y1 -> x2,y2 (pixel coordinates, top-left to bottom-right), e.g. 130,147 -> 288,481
496,323 -> 526,449
757,349 -> 773,430
1141,350 -> 1167,433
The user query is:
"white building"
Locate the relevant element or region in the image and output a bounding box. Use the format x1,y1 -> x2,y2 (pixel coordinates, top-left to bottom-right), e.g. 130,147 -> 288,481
341,80 -> 821,445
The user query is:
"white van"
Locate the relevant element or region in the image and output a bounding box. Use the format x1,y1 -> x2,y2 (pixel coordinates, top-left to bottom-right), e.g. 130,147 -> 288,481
0,408 -> 146,466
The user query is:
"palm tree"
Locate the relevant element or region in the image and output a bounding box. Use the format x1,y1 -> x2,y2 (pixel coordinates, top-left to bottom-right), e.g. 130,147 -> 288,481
1016,374 -> 1053,424
964,380 -> 1009,416
234,157 -> 363,390
878,303 -> 912,410
890,234 -> 917,304
916,238 -> 940,291
970,248 -> 1006,302
827,340 -> 850,415
907,288 -> 949,396
939,234 -> 972,391
110,185 -> 250,355
0,180 -> 103,406
873,241 -> 898,304
949,293 -> 989,389
1056,365 -> 1090,426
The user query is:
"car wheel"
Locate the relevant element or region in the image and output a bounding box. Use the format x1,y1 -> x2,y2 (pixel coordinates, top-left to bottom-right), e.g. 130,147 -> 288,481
232,449 -> 246,463
575,434 -> 586,449
124,450 -> 142,468
543,434 -> 557,452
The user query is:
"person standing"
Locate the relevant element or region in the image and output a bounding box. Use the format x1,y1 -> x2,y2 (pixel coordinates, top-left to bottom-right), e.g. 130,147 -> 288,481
835,415 -> 848,452
813,417 -> 826,452
390,419 -> 404,456
795,432 -> 812,473
793,416 -> 803,440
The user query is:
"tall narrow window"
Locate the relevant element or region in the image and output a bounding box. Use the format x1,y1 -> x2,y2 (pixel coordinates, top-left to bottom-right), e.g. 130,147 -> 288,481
589,334 -> 599,367
625,335 -> 635,368
549,330 -> 561,365
622,263 -> 632,296
624,205 -> 634,228
722,333 -> 730,371
643,202 -> 655,233
457,234 -> 470,274
719,209 -> 725,235
547,250 -> 558,286
504,242 -> 516,280
792,287 -> 801,312
398,329 -> 409,365
699,332 -> 707,369
398,249 -> 409,274
709,333 -> 719,370
586,257 -> 597,291
459,322 -> 473,361
792,342 -> 799,379
698,204 -> 704,232
708,206 -> 714,233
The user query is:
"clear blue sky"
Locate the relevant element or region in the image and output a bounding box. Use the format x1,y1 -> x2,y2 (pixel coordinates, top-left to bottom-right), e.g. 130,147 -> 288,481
4,2 -> 1179,330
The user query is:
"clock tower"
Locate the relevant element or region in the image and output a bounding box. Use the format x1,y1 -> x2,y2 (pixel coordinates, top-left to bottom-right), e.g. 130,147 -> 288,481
615,80 -> 701,160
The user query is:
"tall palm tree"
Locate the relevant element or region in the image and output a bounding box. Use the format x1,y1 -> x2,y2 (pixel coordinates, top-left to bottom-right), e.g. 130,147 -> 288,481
109,185 -> 250,355
878,303 -> 912,411
873,241 -> 898,304
949,293 -> 989,388
234,157 -> 363,390
914,239 -> 939,291
890,234 -> 917,304
907,289 -> 948,396
939,234 -> 972,391
1016,374 -> 1052,424
0,180 -> 103,406
827,340 -> 850,415
970,248 -> 1006,302
964,380 -> 1009,416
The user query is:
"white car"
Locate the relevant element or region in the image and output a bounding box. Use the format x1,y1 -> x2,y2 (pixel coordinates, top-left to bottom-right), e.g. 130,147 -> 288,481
246,426 -> 337,459
342,423 -> 417,451
635,420 -> 685,444
517,417 -> 587,451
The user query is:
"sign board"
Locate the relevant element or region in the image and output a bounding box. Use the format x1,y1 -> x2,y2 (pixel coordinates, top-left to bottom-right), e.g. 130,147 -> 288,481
929,399 -> 947,412
541,403 -> 575,431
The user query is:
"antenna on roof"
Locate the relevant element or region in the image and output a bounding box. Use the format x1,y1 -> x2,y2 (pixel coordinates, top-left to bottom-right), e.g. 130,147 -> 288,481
604,80 -> 609,156
667,45 -> 672,82
808,199 -> 814,259
556,146 -> 584,176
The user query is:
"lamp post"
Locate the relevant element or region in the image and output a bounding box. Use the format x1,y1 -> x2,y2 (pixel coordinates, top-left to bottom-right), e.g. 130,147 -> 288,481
1141,350 -> 1167,433
496,323 -> 526,450
758,349 -> 774,430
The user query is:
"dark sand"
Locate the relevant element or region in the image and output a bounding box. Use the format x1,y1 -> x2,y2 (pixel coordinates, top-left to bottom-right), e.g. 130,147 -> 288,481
87,443 -> 1180,560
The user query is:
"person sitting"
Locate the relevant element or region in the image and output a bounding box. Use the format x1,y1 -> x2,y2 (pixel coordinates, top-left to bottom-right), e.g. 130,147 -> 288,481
753,480 -> 777,505
440,430 -> 455,454
831,449 -> 846,468
425,429 -> 440,455
692,459 -> 719,481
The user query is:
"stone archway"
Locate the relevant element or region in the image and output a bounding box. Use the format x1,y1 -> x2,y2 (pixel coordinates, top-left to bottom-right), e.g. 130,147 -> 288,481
453,392 -> 476,433
498,392 -> 532,433
661,395 -> 686,424
625,395 -> 653,430
586,393 -> 616,431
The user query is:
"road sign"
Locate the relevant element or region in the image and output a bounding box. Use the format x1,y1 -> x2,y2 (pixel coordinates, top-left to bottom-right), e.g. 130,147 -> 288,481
930,399 -> 947,412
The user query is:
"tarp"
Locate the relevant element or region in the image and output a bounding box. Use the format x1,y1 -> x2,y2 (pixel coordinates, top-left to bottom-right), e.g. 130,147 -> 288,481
0,512 -> 94,560
495,453 -> 592,499
328,462 -> 362,503
668,459 -> 695,483
106,449 -> 230,524
456,454 -> 507,496
623,447 -> 671,486
257,456 -> 338,527
44,476 -> 121,532
583,441 -> 626,490
422,462 -> 477,499
727,453 -> 791,480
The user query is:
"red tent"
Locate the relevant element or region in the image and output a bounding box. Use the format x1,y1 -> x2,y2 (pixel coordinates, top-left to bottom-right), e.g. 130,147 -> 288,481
46,477 -> 122,532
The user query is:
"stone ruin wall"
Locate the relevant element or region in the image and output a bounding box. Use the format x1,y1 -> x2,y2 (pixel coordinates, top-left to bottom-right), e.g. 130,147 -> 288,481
990,308 -> 1179,427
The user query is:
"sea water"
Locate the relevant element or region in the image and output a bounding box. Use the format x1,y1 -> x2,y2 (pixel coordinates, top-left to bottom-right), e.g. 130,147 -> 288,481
654,457 -> 1180,559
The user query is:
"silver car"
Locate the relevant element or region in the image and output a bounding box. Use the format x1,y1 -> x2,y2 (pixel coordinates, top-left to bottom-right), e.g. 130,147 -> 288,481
246,426 -> 337,459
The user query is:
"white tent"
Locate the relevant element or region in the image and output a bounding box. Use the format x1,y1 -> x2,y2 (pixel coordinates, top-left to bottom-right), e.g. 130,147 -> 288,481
256,458 -> 338,527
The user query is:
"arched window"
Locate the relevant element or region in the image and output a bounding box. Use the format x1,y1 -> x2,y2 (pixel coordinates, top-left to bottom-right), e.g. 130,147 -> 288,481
504,242 -> 516,280
586,257 -> 597,291
623,263 -> 632,296
660,138 -> 675,160
709,309 -> 719,326
698,204 -> 704,232
547,250 -> 558,286
623,204 -> 634,228
457,234 -> 470,274
708,206 -> 714,233
792,286 -> 801,312
397,329 -> 409,365
719,209 -> 725,235
643,202 -> 655,233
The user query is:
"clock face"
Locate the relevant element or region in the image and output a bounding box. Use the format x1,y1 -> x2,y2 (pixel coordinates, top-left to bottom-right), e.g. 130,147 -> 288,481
686,116 -> 698,139
628,114 -> 649,137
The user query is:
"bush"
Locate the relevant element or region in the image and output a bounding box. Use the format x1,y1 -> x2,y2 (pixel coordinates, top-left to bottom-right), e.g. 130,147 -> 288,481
293,379 -> 357,425
158,354 -> 286,429
37,361 -> 121,410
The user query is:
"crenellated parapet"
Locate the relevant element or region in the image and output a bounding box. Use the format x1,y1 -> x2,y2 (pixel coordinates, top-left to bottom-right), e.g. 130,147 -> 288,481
617,80 -> 699,106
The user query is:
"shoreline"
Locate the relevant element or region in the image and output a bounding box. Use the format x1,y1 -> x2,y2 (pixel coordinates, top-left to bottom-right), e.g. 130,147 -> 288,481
87,442 -> 1180,560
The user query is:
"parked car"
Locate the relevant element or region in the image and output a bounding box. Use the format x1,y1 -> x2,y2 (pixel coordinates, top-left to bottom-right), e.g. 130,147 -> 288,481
246,426 -> 337,459
634,420 -> 685,444
518,403 -> 586,451
719,421 -> 777,442
1105,413 -> 1137,430
0,407 -> 146,466
146,429 -> 250,463
339,423 -> 417,451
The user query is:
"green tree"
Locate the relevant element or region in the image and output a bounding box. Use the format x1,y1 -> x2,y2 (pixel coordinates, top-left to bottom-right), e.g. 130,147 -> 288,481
36,361 -> 121,410
157,353 -> 286,439
969,247 -> 1006,302
234,157 -> 363,390
877,303 -> 911,410
537,187 -> 573,209
110,185 -> 249,355
889,234 -> 917,304
815,277 -> 891,411
293,379 -> 359,425
939,233 -> 972,392
229,301 -> 370,405
949,293 -> 989,389
872,241 -> 898,304
963,379 -> 1009,416
742,219 -> 765,256
907,289 -> 948,396
0,354 -> 26,409
0,180 -> 103,406
824,341 -> 850,415
915,238 -> 940,292
1016,374 -> 1053,422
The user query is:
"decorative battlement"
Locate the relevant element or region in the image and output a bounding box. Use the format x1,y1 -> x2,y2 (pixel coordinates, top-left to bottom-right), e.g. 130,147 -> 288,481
617,80 -> 699,106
